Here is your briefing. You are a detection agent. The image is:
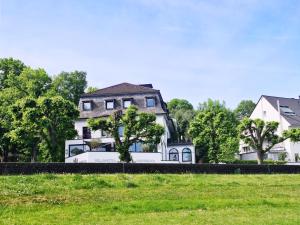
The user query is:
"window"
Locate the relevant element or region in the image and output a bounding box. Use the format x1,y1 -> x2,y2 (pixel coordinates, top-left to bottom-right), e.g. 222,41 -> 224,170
69,144 -> 88,157
146,97 -> 155,107
169,148 -> 179,161
129,142 -> 143,152
280,106 -> 296,115
106,100 -> 114,110
83,127 -> 91,139
242,146 -> 250,153
82,101 -> 92,111
123,99 -> 132,108
118,126 -> 124,137
182,148 -> 192,162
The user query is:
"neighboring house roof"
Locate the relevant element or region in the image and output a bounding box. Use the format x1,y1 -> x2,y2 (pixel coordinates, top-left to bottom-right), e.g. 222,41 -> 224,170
82,82 -> 159,97
263,95 -> 300,127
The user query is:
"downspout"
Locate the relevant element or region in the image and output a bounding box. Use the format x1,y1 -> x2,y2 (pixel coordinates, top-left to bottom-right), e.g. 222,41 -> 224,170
276,100 -> 283,135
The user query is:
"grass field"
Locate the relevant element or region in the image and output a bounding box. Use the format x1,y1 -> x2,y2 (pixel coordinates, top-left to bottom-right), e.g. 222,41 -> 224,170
0,174 -> 299,225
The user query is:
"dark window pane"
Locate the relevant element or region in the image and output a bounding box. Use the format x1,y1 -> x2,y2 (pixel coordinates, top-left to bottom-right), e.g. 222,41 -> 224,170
83,127 -> 91,139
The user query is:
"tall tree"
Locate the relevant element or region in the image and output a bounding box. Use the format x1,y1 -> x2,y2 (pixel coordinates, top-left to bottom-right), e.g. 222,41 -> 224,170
234,100 -> 256,120
0,58 -> 25,89
173,109 -> 195,142
168,98 -> 193,114
189,99 -> 239,163
167,99 -> 194,142
51,71 -> 87,104
238,118 -> 300,164
37,96 -> 79,161
88,106 -> 164,162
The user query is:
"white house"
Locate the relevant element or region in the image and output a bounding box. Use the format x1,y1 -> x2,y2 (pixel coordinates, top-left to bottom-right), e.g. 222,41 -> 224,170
65,83 -> 195,163
239,95 -> 300,163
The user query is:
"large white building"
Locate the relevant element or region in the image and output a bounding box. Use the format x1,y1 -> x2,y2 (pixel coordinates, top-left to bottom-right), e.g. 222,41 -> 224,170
239,95 -> 300,163
65,83 -> 195,163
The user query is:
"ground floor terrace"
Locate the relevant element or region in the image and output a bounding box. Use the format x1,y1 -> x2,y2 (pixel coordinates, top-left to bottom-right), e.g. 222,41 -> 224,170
65,139 -> 196,163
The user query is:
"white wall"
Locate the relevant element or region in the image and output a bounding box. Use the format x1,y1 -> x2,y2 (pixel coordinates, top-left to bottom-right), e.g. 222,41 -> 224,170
166,145 -> 195,164
241,96 -> 296,162
66,152 -> 164,163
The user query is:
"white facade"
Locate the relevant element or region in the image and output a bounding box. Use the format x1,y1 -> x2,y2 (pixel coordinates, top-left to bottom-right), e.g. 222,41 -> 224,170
65,83 -> 196,164
239,96 -> 300,162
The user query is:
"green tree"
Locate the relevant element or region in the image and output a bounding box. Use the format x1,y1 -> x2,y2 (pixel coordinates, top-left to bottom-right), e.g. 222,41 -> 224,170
234,100 -> 256,120
0,58 -> 26,89
37,96 -> 79,161
173,109 -> 195,142
189,99 -> 239,163
167,99 -> 194,142
86,86 -> 98,93
238,118 -> 300,164
51,71 -> 87,104
167,98 -> 193,114
88,105 -> 164,162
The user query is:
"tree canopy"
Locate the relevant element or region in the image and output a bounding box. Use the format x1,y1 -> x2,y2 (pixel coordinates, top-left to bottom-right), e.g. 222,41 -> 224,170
189,99 -> 239,163
0,58 -> 85,162
167,98 -> 195,142
234,100 -> 256,120
88,105 -> 164,162
238,118 -> 300,164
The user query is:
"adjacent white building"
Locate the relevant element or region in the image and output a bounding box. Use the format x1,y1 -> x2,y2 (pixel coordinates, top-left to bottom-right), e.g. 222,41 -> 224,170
65,83 -> 195,163
239,95 -> 300,163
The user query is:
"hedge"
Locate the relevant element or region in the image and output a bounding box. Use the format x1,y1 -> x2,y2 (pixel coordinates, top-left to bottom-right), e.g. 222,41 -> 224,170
0,163 -> 300,175
221,160 -> 287,165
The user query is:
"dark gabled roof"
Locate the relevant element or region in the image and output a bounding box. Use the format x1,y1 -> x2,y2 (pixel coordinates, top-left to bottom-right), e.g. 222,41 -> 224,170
263,95 -> 300,126
82,82 -> 159,97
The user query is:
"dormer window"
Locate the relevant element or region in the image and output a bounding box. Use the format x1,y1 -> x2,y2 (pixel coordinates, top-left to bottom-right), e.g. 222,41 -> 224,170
280,106 -> 296,115
106,100 -> 115,110
146,97 -> 156,107
123,99 -> 132,109
82,101 -> 92,111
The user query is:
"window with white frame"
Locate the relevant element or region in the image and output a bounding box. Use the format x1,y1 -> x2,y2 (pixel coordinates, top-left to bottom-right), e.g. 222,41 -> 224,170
182,148 -> 192,162
169,148 -> 179,161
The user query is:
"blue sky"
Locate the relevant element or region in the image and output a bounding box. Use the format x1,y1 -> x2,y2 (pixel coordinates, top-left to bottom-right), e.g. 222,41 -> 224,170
1,0 -> 300,108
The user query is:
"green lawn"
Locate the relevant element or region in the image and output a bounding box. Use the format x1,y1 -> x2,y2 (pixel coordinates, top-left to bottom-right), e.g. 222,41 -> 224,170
0,174 -> 299,225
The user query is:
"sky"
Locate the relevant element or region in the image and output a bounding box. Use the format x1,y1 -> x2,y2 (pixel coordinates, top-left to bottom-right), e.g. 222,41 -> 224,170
1,0 -> 300,109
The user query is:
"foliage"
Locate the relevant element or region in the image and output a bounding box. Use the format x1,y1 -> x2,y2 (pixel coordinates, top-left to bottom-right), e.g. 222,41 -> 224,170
86,86 -> 98,93
50,71 -> 87,104
278,152 -> 288,161
189,99 -> 239,163
167,99 -> 194,142
173,109 -> 195,142
167,98 -> 193,114
238,118 -> 300,164
234,100 -> 256,120
0,57 -> 25,89
88,105 -> 164,162
0,58 -> 84,162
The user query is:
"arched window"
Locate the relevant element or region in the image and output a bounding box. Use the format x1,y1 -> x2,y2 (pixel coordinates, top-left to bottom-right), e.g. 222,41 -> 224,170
169,148 -> 179,161
182,148 -> 192,162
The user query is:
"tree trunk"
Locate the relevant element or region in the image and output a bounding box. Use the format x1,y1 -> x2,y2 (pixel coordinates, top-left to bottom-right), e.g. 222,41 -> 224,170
257,151 -> 264,165
31,145 -> 37,162
2,148 -> 8,162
